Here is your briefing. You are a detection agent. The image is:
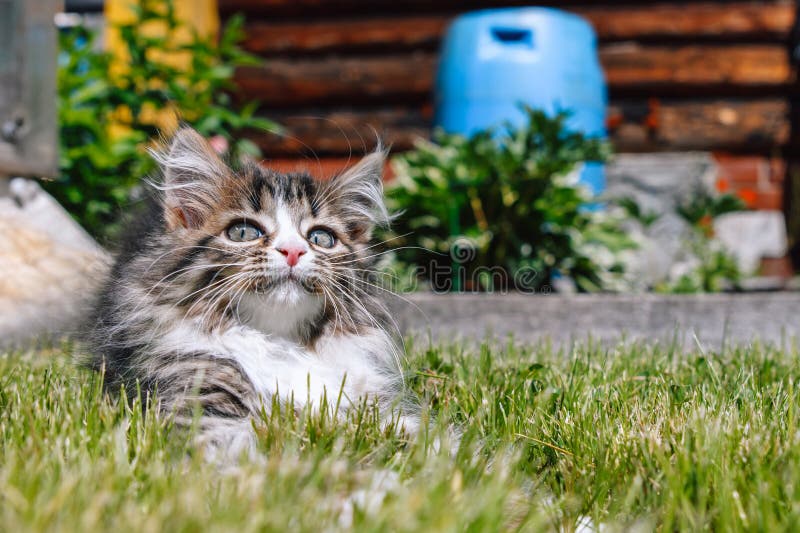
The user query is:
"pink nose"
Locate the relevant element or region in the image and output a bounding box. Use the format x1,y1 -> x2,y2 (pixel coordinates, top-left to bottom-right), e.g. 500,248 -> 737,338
277,245 -> 307,267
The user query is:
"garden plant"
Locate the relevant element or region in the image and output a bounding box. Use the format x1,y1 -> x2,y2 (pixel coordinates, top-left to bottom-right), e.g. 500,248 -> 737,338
386,107 -> 634,293
52,0 -> 276,240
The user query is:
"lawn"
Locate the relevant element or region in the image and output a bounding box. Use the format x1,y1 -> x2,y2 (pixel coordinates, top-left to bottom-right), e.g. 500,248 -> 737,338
1,337 -> 799,531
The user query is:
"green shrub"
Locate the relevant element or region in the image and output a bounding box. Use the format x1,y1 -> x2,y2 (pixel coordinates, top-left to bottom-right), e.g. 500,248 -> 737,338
385,107 -> 634,293
675,187 -> 747,236
50,1 -> 277,241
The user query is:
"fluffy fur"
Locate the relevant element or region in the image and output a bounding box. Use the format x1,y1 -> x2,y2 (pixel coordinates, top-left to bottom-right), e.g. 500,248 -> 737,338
86,128 -> 416,457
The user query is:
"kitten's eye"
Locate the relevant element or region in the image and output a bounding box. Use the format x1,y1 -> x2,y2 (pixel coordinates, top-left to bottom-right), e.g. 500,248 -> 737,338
308,228 -> 335,248
226,222 -> 263,242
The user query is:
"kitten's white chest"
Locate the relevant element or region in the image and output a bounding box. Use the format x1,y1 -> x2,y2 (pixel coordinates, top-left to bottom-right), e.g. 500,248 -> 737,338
237,290 -> 324,341
205,324 -> 396,412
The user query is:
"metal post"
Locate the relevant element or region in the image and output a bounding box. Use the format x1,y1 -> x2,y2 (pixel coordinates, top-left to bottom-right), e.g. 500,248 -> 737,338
0,0 -> 60,178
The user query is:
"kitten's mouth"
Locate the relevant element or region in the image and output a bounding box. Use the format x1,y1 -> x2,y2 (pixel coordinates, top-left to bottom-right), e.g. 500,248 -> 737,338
254,271 -> 318,294
282,270 -> 306,287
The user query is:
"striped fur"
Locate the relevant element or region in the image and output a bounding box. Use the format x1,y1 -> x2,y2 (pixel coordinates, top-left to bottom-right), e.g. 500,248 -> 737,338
86,128 -> 415,458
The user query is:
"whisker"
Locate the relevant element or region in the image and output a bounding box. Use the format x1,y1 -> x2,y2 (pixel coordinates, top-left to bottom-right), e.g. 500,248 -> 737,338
171,269 -> 251,316
323,275 -> 382,331
330,265 -> 404,285
328,270 -> 430,327
181,271 -> 253,331
199,274 -> 249,330
144,244 -> 250,273
320,271 -> 406,372
330,246 -> 444,267
118,261 -> 252,329
324,232 -> 414,261
149,261 -> 250,293
321,284 -> 350,333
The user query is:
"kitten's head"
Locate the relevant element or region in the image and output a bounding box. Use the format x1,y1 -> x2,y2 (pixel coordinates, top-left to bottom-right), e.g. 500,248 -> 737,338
148,128 -> 390,338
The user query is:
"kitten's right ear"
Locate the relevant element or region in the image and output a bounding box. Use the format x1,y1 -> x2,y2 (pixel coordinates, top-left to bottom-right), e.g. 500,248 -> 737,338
151,128 -> 229,230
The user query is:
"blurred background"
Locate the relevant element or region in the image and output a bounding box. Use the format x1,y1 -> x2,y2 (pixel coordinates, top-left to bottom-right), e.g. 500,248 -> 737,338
3,0 -> 800,344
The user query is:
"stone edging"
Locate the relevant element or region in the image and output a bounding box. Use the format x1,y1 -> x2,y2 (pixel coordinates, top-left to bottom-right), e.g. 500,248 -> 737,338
389,292 -> 800,349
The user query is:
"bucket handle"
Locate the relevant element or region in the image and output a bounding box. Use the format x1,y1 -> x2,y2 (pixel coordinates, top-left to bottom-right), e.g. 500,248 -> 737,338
490,27 -> 534,47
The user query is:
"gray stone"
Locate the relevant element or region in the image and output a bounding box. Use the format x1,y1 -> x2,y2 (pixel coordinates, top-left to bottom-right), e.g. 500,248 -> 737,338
605,153 -> 719,288
390,292 -> 800,350
606,152 -> 717,216
603,152 -> 791,286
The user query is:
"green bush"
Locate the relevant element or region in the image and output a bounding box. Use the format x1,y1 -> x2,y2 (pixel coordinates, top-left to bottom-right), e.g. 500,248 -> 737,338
385,107 -> 634,293
50,1 -> 277,241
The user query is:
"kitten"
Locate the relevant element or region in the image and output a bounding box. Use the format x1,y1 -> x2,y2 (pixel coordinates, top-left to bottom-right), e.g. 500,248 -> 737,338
86,128 -> 417,458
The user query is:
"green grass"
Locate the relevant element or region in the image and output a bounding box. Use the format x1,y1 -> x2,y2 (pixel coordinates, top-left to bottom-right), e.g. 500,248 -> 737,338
2,338 -> 800,531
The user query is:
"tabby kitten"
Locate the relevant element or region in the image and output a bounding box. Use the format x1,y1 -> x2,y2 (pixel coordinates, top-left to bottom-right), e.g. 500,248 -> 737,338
86,128 -> 416,457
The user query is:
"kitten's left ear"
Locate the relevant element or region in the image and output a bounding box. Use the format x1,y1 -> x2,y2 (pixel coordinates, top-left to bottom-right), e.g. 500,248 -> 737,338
151,128 -> 229,230
324,148 -> 391,239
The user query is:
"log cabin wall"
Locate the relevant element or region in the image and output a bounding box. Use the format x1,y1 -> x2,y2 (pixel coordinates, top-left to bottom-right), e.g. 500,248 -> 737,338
219,0 -> 797,268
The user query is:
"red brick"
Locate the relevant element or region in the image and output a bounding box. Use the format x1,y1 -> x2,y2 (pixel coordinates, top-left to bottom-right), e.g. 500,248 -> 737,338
753,187 -> 783,210
759,256 -> 793,278
714,153 -> 766,186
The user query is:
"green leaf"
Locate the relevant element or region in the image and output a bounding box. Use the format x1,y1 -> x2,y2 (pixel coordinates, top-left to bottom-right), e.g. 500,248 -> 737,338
51,0 -> 280,239
385,107 -> 628,293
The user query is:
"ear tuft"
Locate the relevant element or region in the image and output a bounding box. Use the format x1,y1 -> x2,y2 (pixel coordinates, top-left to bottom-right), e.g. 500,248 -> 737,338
150,128 -> 229,230
323,148 -> 391,238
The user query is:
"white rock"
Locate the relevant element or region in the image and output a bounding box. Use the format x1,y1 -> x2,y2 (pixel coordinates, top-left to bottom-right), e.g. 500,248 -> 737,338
713,210 -> 787,275
0,178 -> 110,347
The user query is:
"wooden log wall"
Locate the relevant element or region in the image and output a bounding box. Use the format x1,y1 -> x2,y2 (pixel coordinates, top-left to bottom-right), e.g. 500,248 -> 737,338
219,0 -> 798,252
221,1 -> 800,273
220,0 -> 796,161
215,0 -> 800,274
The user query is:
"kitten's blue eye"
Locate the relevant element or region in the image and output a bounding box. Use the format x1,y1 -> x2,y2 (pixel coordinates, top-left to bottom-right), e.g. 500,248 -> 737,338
226,222 -> 263,242
308,228 -> 335,248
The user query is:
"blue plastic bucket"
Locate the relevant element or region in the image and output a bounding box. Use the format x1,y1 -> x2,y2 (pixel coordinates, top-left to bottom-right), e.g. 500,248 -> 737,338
434,7 -> 607,194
